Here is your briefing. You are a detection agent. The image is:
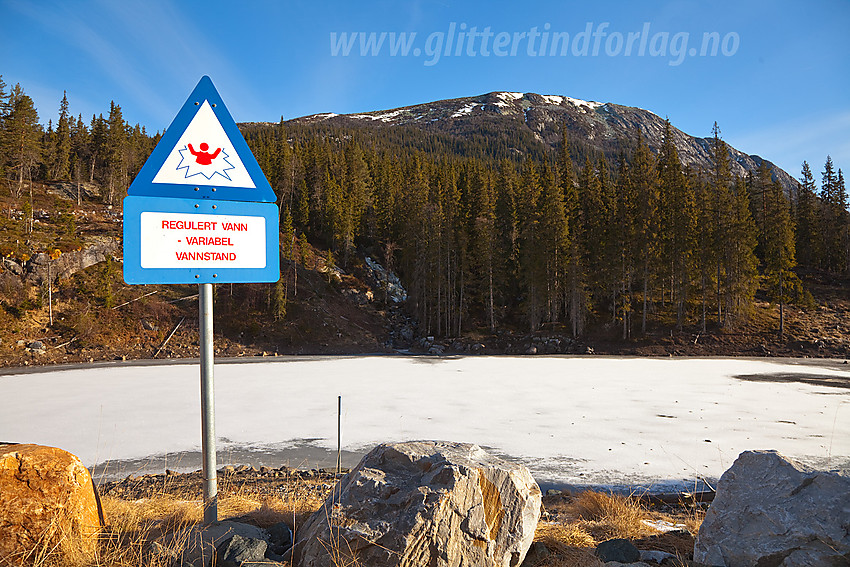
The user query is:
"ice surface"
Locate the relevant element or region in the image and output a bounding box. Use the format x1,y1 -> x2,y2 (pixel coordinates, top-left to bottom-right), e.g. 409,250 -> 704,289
2,357 -> 847,491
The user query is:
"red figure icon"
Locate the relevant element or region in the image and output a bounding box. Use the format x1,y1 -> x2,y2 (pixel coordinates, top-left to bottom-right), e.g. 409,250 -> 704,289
188,142 -> 221,165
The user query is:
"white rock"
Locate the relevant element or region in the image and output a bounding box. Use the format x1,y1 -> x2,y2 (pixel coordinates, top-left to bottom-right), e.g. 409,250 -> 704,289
294,441 -> 541,567
694,450 -> 850,566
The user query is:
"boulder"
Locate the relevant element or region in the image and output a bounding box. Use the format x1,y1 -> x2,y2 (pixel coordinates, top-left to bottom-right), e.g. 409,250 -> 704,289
521,541 -> 550,566
23,236 -> 119,285
294,440 -> 542,567
163,520 -> 269,567
694,450 -> 850,566
25,340 -> 46,354
595,538 -> 641,563
216,533 -> 268,567
0,444 -> 102,563
267,521 -> 293,557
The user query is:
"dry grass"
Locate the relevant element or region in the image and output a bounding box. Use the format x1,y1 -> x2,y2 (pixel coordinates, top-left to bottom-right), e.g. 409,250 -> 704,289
525,490 -> 702,567
4,476 -> 332,567
535,521 -> 596,549
6,482 -> 698,567
567,490 -> 659,542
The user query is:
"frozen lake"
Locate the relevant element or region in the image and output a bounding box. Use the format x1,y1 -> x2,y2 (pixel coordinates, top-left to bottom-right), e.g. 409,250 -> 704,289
2,356 -> 848,492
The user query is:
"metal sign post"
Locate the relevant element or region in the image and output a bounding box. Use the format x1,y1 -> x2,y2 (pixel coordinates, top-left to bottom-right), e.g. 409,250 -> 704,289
199,282 -> 217,523
122,76 -> 279,525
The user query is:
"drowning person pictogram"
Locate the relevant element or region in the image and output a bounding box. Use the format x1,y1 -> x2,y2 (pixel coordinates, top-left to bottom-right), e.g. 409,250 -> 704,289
188,142 -> 222,165
174,141 -> 236,182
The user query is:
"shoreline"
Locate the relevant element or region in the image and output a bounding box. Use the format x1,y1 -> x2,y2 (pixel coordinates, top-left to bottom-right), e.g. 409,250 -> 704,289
3,352 -> 849,377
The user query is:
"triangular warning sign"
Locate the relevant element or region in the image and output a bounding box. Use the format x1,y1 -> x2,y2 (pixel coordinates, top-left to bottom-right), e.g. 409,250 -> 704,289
128,76 -> 276,203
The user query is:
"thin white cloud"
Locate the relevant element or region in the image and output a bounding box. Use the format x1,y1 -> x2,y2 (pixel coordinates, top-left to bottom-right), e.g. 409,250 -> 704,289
6,0 -> 171,122
6,0 -> 261,127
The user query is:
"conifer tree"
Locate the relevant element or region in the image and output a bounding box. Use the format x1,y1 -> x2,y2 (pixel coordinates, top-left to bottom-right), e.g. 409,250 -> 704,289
630,135 -> 659,334
89,114 -> 106,184
795,162 -> 820,268
69,114 -> 90,203
596,156 -> 619,325
693,175 -> 715,332
613,153 -> 636,338
281,208 -> 295,260
42,120 -> 56,181
708,124 -> 758,328
559,128 -> 586,336
538,160 -> 569,325
53,92 -> 71,180
761,175 -> 801,339
577,156 -> 608,322
723,176 -> 759,328
820,156 -> 847,272
657,119 -> 695,328
837,168 -> 849,273
494,159 -> 519,325
272,278 -> 287,321
4,84 -> 41,199
748,162 -> 775,260
0,75 -> 9,117
518,161 -> 544,330
105,101 -> 127,204
341,141 -> 370,264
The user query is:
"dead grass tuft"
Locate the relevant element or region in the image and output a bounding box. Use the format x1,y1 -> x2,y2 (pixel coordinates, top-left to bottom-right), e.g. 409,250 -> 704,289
567,490 -> 658,542
535,522 -> 596,549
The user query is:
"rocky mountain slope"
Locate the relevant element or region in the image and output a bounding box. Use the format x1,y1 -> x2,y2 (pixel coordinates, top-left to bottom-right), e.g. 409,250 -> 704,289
294,91 -> 797,192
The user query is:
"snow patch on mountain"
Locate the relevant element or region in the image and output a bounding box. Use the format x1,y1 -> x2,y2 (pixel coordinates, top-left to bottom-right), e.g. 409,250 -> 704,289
538,94 -> 602,111
494,92 -> 524,107
451,102 -> 477,118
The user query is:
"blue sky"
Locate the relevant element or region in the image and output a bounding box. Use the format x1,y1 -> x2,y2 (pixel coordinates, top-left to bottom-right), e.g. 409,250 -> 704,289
2,0 -> 848,178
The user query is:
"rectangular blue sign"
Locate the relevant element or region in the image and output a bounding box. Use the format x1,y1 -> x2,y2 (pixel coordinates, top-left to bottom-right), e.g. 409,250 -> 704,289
123,195 -> 280,284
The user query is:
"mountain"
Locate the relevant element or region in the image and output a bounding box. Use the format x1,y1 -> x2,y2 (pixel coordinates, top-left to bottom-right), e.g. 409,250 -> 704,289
292,91 -> 798,193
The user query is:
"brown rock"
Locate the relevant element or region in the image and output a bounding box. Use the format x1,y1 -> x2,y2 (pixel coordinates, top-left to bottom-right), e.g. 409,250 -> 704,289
0,444 -> 102,564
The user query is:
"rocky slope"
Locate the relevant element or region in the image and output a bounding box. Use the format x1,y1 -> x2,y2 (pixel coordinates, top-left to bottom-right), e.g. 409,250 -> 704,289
293,91 -> 798,192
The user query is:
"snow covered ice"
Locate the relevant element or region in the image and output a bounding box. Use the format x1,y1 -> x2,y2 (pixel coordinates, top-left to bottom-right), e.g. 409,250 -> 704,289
1,356 -> 847,492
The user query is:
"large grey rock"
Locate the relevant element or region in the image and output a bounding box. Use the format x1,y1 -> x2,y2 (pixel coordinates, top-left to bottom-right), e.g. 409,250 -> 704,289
694,450 -> 850,566
216,533 -> 268,567
294,441 -> 542,567
24,237 -> 119,285
595,538 -> 640,563
158,520 -> 268,567
267,521 -> 293,556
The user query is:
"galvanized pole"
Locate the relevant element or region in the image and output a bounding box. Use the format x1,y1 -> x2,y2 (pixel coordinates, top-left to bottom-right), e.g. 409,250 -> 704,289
336,395 -> 342,476
199,282 -> 217,524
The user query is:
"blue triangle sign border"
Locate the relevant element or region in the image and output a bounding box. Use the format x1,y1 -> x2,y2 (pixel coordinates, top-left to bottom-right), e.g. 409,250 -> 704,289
127,76 -> 277,203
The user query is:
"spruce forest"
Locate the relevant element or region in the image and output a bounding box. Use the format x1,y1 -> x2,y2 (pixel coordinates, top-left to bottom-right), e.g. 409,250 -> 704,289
1,77 -> 849,350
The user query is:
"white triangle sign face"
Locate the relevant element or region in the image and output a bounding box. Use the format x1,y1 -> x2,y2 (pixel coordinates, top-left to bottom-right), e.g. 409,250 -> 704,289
151,101 -> 256,188
128,76 -> 276,202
